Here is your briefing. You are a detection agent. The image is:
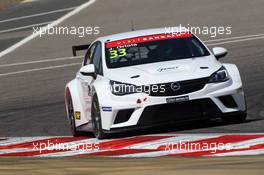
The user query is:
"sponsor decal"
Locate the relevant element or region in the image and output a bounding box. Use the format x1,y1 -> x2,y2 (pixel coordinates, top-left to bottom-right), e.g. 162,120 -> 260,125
166,96 -> 189,103
106,33 -> 193,48
75,111 -> 81,120
157,66 -> 179,72
102,106 -> 112,112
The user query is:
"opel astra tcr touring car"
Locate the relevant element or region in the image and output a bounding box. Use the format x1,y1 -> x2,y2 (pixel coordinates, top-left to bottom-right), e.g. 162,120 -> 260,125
65,27 -> 247,139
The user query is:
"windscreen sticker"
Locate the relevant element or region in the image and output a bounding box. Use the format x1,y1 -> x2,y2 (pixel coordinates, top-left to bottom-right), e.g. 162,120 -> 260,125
106,33 -> 193,48
109,48 -> 127,59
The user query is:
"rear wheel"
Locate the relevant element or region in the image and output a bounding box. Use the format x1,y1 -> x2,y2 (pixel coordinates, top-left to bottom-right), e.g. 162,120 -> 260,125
91,94 -> 109,139
66,91 -> 81,136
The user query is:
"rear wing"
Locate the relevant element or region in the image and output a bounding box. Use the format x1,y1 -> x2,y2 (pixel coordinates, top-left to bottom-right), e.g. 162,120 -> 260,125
72,44 -> 90,56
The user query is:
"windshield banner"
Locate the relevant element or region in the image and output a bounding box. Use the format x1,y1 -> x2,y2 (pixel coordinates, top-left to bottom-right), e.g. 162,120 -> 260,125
106,33 -> 193,48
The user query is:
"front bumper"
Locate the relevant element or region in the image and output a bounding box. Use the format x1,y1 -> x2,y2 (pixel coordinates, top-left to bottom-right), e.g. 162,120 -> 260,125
99,77 -> 246,131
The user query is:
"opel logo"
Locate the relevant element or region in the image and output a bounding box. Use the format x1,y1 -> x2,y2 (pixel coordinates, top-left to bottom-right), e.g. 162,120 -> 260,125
170,82 -> 180,91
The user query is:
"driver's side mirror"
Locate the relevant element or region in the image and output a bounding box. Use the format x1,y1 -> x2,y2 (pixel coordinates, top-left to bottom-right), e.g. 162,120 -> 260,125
80,64 -> 96,78
212,47 -> 228,60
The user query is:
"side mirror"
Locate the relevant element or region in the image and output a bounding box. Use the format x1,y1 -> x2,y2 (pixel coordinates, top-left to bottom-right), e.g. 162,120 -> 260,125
80,64 -> 96,78
212,47 -> 228,60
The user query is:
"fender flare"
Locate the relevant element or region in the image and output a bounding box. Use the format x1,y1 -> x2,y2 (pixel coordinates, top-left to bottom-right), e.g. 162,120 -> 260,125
223,63 -> 242,86
65,79 -> 89,127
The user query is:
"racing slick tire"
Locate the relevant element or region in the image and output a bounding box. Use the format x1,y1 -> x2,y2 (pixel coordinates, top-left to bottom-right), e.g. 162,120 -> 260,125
91,94 -> 109,139
65,90 -> 82,137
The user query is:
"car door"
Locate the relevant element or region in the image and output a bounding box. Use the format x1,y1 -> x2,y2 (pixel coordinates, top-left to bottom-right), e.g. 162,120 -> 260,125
83,41 -> 103,95
77,42 -> 103,124
76,42 -> 98,123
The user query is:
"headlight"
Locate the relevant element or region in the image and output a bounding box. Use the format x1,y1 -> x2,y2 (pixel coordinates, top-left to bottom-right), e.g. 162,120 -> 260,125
110,80 -> 137,96
208,66 -> 229,83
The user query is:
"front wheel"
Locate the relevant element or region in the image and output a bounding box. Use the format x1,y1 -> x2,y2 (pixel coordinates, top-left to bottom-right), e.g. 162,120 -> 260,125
91,94 -> 109,139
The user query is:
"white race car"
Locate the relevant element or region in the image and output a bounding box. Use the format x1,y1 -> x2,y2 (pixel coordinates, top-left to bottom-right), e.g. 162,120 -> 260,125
65,27 -> 247,139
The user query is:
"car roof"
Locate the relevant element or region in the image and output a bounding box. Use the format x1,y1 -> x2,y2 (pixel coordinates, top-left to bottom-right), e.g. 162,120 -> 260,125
98,27 -> 189,43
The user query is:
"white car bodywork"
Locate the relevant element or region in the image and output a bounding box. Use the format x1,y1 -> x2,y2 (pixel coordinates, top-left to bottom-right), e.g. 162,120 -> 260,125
65,27 -> 246,138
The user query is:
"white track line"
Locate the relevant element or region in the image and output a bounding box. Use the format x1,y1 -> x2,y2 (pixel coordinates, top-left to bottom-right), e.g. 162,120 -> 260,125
0,33 -> 263,68
0,7 -> 76,23
0,21 -> 52,34
21,0 -> 39,3
0,0 -> 97,58
0,56 -> 82,68
204,33 -> 264,43
207,36 -> 264,46
0,34 -> 264,76
0,30 -> 263,76
0,63 -> 80,77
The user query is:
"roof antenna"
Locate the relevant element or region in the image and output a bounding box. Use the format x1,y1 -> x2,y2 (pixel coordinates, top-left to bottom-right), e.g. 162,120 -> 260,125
131,20 -> 135,31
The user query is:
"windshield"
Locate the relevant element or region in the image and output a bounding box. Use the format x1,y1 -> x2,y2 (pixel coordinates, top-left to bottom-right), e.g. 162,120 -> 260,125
105,33 -> 210,68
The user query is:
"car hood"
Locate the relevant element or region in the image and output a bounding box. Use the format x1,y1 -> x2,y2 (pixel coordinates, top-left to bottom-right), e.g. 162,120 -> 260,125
105,55 -> 222,86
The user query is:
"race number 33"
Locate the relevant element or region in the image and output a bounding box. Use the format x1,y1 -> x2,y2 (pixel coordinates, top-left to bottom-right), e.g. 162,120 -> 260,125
110,48 -> 127,59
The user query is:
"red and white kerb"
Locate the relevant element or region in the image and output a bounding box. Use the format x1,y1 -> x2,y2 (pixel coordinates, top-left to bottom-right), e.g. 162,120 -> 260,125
106,33 -> 193,48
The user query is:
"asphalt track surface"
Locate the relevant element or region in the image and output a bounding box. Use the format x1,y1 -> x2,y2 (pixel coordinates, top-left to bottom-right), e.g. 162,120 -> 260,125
0,0 -> 264,137
0,0 -> 89,52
